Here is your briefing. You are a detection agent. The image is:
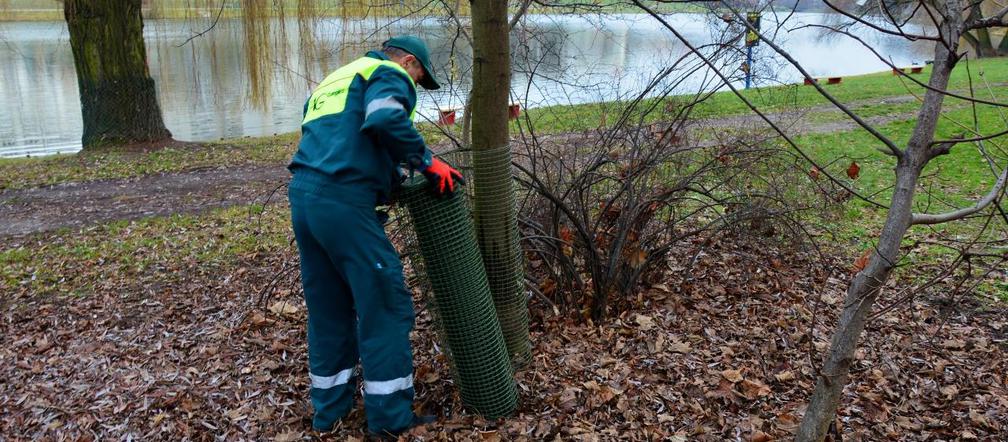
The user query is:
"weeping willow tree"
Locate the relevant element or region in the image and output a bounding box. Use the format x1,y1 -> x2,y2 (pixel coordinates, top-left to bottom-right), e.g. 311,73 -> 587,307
58,0 -> 452,143
297,0 -> 331,80
238,0 -> 447,105
241,0 -> 294,109
64,0 -> 172,148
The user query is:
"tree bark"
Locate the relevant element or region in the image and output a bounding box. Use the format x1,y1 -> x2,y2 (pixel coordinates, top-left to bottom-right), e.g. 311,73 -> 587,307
795,2 -> 962,440
965,3 -> 998,57
469,0 -> 531,366
65,0 -> 172,149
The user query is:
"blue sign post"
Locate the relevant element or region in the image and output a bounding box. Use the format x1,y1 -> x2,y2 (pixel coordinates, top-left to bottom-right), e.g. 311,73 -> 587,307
745,45 -> 753,89
744,12 -> 760,90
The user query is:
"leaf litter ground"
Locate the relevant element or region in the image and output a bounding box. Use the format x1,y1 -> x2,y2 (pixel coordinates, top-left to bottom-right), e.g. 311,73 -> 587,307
1,203 -> 1006,441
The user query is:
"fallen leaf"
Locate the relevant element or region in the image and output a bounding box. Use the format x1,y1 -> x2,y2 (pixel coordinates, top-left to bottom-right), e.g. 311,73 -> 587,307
722,369 -> 743,383
669,337 -> 691,353
558,225 -> 573,243
852,248 -> 871,273
939,384 -> 957,400
274,431 -> 301,442
774,370 -> 795,382
268,301 -> 299,317
597,386 -> 618,404
635,314 -> 654,331
847,161 -> 860,179
941,339 -> 966,350
151,412 -> 167,426
247,310 -> 269,328
969,409 -> 992,429
629,248 -> 647,269
34,337 -> 53,354
740,379 -> 771,399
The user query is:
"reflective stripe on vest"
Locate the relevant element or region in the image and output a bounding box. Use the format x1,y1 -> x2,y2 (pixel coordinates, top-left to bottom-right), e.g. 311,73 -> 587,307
302,57 -> 417,125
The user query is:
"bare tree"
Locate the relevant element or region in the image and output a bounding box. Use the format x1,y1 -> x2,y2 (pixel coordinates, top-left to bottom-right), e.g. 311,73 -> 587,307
631,0 -> 1008,440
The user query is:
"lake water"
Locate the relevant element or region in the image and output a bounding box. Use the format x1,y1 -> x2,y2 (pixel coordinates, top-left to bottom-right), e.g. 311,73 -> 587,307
0,12 -> 933,158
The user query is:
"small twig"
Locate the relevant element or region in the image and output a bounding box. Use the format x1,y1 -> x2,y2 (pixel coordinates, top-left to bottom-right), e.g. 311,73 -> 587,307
176,0 -> 228,48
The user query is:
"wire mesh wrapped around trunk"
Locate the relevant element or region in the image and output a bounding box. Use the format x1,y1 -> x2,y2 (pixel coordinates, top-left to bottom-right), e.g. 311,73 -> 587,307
399,176 -> 517,418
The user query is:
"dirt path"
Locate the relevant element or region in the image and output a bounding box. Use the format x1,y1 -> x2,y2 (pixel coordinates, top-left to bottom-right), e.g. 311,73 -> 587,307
0,94 -> 930,237
0,164 -> 289,237
697,93 -> 924,134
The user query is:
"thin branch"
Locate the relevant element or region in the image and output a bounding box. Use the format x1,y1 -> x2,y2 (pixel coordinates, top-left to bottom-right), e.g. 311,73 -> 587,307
965,5 -> 1008,30
911,166 -> 1008,225
510,0 -> 533,29
440,0 -> 472,45
819,0 -> 939,41
176,0 -> 228,48
931,127 -> 1008,147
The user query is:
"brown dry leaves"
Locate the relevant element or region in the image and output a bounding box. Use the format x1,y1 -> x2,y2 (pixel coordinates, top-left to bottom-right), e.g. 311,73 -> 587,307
1,218 -> 1006,440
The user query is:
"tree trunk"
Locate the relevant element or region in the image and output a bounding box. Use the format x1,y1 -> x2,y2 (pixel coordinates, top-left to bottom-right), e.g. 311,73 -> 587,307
998,31 -> 1008,56
65,0 -> 172,149
795,3 -> 962,440
965,3 -> 997,57
469,0 -> 531,366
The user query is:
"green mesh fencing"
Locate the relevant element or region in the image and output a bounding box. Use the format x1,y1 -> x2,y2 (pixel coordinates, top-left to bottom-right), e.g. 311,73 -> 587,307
399,176 -> 517,418
470,145 -> 531,366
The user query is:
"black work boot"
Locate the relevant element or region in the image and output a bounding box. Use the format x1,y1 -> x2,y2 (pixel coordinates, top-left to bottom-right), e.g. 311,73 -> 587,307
368,414 -> 436,441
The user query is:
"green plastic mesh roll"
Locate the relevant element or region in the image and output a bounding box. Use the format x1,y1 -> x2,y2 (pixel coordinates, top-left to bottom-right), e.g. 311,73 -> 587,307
399,176 -> 517,418
470,145 -> 531,366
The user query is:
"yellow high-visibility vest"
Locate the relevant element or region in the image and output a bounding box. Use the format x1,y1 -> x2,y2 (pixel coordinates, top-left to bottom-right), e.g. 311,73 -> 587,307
302,57 -> 417,125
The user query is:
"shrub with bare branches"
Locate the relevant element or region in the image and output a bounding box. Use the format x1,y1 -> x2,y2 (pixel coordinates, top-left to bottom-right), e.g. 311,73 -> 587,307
513,83 -> 833,322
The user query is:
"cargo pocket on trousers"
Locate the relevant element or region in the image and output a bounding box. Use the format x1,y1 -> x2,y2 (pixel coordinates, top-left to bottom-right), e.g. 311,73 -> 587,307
377,266 -> 414,321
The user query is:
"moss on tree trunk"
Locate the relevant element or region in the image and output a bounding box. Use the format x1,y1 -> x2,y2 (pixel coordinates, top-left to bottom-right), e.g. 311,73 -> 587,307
65,0 -> 172,148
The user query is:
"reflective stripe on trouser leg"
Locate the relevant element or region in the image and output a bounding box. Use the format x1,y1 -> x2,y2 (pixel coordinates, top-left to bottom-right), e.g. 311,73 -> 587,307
364,374 -> 413,395
311,368 -> 355,389
290,186 -> 360,431
337,205 -> 417,434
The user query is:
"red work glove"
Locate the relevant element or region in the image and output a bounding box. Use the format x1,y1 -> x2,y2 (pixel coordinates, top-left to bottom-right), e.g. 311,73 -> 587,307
421,157 -> 466,196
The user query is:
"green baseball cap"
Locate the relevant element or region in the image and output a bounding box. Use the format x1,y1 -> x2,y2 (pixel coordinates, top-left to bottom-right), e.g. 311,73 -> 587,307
383,35 -> 441,90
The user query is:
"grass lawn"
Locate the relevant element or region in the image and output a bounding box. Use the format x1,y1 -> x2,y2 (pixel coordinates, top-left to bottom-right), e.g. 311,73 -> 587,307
0,134 -> 298,191
797,99 -> 1008,248
520,57 -> 1008,133
1,203 -> 292,295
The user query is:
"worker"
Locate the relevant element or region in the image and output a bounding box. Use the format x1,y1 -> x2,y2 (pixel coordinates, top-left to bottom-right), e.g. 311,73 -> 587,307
286,35 -> 464,437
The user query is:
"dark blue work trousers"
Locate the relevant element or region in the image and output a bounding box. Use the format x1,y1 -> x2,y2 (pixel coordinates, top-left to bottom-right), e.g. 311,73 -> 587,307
288,169 -> 415,433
